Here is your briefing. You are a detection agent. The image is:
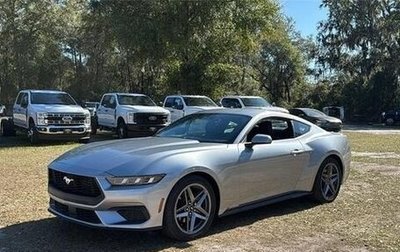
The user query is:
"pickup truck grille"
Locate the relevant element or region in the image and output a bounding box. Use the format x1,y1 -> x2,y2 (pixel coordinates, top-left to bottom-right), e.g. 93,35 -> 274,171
135,113 -> 168,125
48,169 -> 102,198
46,113 -> 86,126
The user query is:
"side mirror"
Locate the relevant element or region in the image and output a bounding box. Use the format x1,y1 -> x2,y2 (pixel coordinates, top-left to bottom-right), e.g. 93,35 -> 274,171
245,134 -> 272,148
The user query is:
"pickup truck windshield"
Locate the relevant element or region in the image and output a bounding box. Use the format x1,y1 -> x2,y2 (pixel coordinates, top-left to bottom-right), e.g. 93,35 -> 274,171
117,95 -> 156,106
31,93 -> 77,105
241,97 -> 271,107
183,97 -> 217,107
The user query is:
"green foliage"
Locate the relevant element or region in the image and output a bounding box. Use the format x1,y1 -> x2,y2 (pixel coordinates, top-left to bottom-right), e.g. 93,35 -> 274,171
0,0 -> 308,108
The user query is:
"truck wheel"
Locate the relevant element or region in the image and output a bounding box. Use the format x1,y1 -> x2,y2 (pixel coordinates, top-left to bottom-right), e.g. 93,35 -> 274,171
28,121 -> 39,144
91,120 -> 97,135
385,118 -> 394,126
117,121 -> 127,139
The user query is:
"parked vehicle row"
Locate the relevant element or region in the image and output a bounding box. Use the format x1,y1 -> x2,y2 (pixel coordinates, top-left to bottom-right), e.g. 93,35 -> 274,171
1,89 -> 348,144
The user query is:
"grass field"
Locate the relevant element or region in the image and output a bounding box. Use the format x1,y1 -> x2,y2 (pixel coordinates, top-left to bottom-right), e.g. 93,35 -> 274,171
0,132 -> 399,251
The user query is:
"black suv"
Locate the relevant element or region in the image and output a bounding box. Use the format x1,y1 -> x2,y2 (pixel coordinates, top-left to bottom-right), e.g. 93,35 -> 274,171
381,109 -> 400,126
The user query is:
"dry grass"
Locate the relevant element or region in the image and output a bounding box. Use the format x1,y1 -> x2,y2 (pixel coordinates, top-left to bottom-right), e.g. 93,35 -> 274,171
0,132 -> 399,251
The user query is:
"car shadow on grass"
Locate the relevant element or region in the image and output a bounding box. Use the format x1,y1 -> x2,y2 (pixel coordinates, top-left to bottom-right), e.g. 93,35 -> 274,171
0,197 -> 318,251
0,131 -> 116,148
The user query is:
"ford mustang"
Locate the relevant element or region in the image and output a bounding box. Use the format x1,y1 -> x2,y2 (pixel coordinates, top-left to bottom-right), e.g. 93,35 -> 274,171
48,108 -> 351,240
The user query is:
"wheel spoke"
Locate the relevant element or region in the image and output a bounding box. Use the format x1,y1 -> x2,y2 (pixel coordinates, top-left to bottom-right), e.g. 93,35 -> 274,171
324,184 -> 330,196
195,191 -> 208,206
329,182 -> 337,194
194,212 -> 207,220
176,211 -> 189,218
176,205 -> 187,214
186,187 -> 195,203
195,205 -> 209,217
189,214 -> 196,232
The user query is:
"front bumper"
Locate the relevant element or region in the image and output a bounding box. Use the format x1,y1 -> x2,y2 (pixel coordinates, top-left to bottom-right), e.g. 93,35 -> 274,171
126,124 -> 168,136
48,175 -> 171,230
36,125 -> 91,140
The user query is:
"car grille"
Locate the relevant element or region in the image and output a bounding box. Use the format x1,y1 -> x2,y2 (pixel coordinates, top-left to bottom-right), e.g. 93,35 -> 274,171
135,113 -> 168,125
48,169 -> 102,198
50,198 -> 101,224
46,113 -> 86,126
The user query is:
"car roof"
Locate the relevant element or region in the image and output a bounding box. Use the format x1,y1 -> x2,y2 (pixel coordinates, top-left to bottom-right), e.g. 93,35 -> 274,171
166,95 -> 210,98
21,89 -> 67,94
104,93 -> 148,96
196,108 -> 293,117
221,96 -> 262,99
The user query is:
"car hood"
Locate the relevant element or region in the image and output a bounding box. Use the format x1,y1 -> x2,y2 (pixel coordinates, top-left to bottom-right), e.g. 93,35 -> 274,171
31,104 -> 86,113
49,137 -> 223,176
317,116 -> 342,123
119,105 -> 169,114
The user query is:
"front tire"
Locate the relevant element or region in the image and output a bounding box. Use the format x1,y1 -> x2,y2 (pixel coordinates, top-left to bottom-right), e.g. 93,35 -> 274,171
163,175 -> 216,241
116,121 -> 127,139
312,157 -> 342,203
28,121 -> 39,144
385,118 -> 394,126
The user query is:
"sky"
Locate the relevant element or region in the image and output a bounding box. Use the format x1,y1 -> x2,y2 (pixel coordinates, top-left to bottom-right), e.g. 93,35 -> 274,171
280,0 -> 328,38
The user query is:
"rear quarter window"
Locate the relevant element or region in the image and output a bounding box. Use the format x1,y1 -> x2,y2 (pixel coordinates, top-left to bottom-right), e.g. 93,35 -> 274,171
293,120 -> 311,137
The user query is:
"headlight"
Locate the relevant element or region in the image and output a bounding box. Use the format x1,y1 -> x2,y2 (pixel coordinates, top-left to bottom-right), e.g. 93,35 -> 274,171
315,119 -> 327,126
127,112 -> 136,124
107,174 -> 165,186
36,112 -> 48,126
84,113 -> 91,125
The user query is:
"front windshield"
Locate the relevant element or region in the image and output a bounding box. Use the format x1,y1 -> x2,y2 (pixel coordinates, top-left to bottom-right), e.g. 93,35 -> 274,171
304,109 -> 326,117
157,113 -> 251,144
31,93 -> 77,105
183,97 -> 217,107
117,95 -> 156,106
241,97 -> 271,107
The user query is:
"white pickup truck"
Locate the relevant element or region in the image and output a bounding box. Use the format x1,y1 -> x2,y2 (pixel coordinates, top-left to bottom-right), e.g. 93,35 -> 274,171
163,95 -> 220,122
11,90 -> 91,144
96,93 -> 171,138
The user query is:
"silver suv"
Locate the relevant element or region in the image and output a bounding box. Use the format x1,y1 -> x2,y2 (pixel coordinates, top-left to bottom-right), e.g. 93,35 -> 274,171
12,90 -> 91,144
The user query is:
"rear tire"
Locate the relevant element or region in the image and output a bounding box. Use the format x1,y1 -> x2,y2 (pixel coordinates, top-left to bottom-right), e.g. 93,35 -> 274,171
163,175 -> 216,241
117,120 -> 127,139
312,157 -> 342,203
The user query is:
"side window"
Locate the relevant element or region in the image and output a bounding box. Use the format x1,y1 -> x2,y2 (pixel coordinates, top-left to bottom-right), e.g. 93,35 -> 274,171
21,93 -> 29,108
293,120 -> 311,137
15,93 -> 23,105
173,98 -> 184,110
247,117 -> 294,141
164,97 -> 175,108
101,95 -> 111,107
221,98 -> 242,108
109,95 -> 116,108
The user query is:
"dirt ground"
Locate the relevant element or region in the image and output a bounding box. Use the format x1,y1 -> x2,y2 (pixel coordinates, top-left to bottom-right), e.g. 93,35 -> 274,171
0,132 -> 399,252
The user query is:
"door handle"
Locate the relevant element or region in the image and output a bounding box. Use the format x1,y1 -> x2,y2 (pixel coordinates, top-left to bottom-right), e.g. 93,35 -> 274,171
291,149 -> 305,156
170,111 -> 175,113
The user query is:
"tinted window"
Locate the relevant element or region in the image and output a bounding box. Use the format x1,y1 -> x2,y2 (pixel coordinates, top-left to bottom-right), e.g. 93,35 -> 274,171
31,92 -> 76,105
221,98 -> 242,108
241,97 -> 271,107
157,113 -> 251,143
164,97 -> 175,108
247,117 -> 293,141
15,93 -> 24,105
302,108 -> 326,117
293,120 -> 311,137
101,95 -> 111,107
183,97 -> 217,107
117,95 -> 156,106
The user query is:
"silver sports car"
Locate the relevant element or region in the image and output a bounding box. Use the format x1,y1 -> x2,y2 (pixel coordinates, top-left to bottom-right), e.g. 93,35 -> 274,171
48,108 -> 351,240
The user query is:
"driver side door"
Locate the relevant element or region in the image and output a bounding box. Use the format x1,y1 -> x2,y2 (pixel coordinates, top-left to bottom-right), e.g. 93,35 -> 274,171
232,117 -> 309,206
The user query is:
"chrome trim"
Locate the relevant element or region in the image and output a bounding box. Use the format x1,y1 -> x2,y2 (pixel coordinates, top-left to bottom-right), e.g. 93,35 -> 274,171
36,125 -> 90,135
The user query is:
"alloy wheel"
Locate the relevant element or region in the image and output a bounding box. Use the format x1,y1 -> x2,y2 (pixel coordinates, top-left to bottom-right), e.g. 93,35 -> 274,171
174,183 -> 211,235
320,163 -> 340,201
